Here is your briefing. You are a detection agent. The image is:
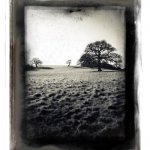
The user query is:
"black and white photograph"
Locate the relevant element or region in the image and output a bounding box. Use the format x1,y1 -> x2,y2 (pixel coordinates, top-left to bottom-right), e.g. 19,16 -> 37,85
24,6 -> 126,146
10,0 -> 140,150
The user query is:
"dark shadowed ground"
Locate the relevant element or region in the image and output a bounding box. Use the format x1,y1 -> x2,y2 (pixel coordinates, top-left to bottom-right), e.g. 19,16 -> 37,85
23,66 -> 126,148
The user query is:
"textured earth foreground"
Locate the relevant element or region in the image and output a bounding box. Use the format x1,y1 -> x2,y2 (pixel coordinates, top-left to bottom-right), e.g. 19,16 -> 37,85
24,66 -> 125,142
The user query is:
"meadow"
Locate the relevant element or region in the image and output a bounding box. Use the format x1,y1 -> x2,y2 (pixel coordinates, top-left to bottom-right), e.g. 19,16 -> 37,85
24,66 -> 125,143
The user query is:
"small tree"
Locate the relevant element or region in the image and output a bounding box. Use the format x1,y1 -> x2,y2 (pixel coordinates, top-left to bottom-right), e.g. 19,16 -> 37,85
66,60 -> 71,67
85,40 -> 122,71
31,58 -> 42,68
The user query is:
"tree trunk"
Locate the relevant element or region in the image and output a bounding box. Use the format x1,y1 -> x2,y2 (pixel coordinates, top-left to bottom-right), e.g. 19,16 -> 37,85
98,65 -> 102,71
98,52 -> 102,71
35,63 -> 38,68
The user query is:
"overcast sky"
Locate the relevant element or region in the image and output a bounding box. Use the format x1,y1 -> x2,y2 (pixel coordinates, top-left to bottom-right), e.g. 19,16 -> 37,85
25,6 -> 125,66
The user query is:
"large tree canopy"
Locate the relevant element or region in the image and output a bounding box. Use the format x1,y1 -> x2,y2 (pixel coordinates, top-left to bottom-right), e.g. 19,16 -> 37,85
78,53 -> 122,70
78,53 -> 97,68
83,40 -> 122,71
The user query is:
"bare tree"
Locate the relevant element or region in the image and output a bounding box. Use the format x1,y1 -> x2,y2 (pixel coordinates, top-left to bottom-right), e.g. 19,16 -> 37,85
85,40 -> 122,71
66,60 -> 71,67
31,58 -> 42,68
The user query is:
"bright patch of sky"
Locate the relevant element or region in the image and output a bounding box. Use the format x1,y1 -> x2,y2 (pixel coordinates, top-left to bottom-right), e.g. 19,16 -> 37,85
25,6 -> 125,66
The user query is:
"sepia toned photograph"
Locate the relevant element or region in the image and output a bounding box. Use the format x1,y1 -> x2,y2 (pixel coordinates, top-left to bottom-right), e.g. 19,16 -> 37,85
24,6 -> 126,145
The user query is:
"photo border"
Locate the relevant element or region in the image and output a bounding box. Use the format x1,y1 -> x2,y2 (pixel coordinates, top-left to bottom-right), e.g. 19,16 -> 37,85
10,0 -> 139,149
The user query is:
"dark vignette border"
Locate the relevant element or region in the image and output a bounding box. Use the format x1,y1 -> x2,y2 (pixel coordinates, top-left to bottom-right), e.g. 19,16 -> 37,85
10,0 -> 139,149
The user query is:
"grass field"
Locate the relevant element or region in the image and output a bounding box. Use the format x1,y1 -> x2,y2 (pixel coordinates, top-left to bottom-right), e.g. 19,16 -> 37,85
24,66 -> 125,142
